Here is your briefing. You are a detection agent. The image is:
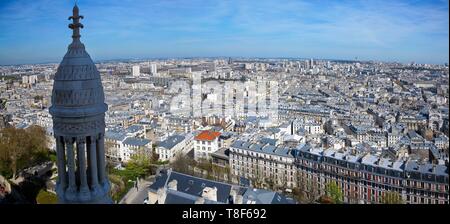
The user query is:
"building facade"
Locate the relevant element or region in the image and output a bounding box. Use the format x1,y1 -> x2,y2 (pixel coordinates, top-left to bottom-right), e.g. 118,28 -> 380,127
194,130 -> 221,161
229,140 -> 297,189
295,143 -> 449,204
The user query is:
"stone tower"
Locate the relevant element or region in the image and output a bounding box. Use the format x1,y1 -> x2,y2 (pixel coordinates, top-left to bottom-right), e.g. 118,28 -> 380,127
49,5 -> 112,204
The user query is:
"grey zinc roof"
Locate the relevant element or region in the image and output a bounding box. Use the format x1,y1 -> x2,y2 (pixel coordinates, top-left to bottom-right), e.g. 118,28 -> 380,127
392,160 -> 404,170
334,151 -> 345,160
123,137 -> 150,146
242,188 -> 293,204
105,130 -> 127,141
361,154 -> 378,166
126,124 -> 144,133
323,149 -> 335,157
164,189 -> 197,204
259,137 -> 277,146
149,170 -> 169,192
345,154 -> 360,163
211,148 -> 229,160
266,127 -> 281,133
377,158 -> 403,171
405,161 -> 448,176
296,143 -> 311,152
158,135 -> 185,150
157,170 -> 232,203
231,140 -> 295,158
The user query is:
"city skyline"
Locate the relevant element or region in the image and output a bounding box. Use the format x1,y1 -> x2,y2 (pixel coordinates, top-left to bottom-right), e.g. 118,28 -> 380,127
0,0 -> 449,65
0,3 -> 448,205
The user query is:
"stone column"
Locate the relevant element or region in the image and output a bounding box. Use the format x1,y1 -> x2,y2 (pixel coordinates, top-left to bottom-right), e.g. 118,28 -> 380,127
97,133 -> 106,184
55,136 -> 67,190
89,135 -> 100,194
64,137 -> 77,201
76,136 -> 90,201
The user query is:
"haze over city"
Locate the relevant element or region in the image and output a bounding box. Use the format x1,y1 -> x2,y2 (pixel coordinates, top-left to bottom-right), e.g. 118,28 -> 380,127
0,0 -> 448,65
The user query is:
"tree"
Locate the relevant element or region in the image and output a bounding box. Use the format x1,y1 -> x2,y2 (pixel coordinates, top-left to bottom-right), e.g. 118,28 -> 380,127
296,172 -> 320,203
150,148 -> 159,163
381,191 -> 404,204
126,154 -> 153,178
0,125 -> 49,179
33,95 -> 43,102
171,154 -> 196,175
292,187 -> 305,203
324,181 -> 344,204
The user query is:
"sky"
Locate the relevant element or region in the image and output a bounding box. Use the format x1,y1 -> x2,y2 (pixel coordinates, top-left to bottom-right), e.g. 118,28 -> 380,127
0,0 -> 448,65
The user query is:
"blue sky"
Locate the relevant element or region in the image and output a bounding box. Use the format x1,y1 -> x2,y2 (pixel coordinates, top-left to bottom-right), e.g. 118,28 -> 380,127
0,0 -> 448,65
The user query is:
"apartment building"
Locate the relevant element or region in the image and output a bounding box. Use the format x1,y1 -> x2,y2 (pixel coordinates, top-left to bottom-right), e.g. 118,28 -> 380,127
156,134 -> 186,162
229,140 -> 297,189
194,130 -> 221,161
295,143 -> 449,204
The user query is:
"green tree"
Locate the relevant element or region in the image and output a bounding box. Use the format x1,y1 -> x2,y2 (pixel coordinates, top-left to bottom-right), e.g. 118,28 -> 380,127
171,154 -> 195,175
33,95 -> 43,102
0,125 -> 49,179
150,148 -> 159,163
324,181 -> 344,204
125,154 -> 153,179
292,187 -> 305,203
381,191 -> 404,204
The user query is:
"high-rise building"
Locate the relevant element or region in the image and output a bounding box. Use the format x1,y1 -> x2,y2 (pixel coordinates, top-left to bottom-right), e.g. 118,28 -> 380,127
150,64 -> 157,75
22,75 -> 28,84
49,5 -> 112,204
132,65 -> 140,77
310,58 -> 314,69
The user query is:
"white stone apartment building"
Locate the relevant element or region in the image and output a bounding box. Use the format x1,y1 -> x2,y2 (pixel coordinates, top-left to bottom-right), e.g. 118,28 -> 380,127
194,130 -> 221,161
229,140 -> 297,189
105,129 -> 152,163
156,134 -> 186,162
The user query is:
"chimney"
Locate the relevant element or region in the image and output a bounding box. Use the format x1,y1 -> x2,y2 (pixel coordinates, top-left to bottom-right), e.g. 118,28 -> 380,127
168,180 -> 177,191
229,187 -> 239,204
235,195 -> 243,204
195,197 -> 205,204
157,187 -> 167,204
201,187 -> 218,202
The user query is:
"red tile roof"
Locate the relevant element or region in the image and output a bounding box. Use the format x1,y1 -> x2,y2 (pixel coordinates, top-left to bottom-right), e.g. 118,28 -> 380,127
195,130 -> 221,141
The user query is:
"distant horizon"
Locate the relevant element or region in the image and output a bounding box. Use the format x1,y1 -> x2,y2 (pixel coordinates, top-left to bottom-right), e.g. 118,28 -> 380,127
1,55 -> 449,67
0,0 -> 448,65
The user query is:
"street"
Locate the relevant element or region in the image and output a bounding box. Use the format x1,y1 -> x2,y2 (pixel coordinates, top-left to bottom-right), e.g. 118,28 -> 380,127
119,177 -> 154,204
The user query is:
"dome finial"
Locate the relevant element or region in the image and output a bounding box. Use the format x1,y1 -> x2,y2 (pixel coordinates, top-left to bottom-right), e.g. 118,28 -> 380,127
68,3 -> 84,41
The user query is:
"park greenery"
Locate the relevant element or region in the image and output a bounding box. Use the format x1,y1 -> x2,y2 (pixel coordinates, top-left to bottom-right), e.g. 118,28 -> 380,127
0,125 -> 51,179
36,189 -> 57,204
171,154 -> 231,183
108,153 -> 158,202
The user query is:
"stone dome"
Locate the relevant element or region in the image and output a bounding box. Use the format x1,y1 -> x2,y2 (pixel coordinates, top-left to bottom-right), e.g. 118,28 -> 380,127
49,15 -> 107,118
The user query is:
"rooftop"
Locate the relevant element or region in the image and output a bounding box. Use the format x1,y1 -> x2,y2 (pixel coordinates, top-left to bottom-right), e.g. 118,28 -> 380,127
158,135 -> 185,150
195,130 -> 221,141
123,137 -> 151,147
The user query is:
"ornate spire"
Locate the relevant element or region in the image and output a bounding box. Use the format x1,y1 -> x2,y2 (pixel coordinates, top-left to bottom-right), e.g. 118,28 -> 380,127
68,4 -> 84,40
50,4 -> 111,204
